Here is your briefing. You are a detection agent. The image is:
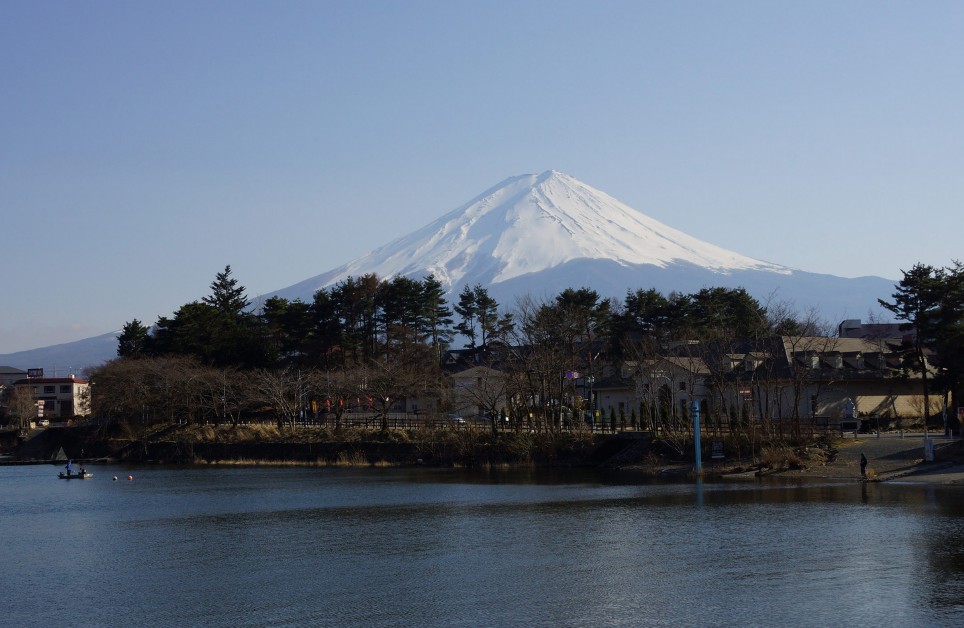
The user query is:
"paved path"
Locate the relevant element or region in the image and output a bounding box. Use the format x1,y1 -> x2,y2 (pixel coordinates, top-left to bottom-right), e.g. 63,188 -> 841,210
786,432 -> 964,484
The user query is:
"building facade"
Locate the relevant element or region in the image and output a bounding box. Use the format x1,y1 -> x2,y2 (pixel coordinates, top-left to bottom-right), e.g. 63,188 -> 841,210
13,375 -> 91,419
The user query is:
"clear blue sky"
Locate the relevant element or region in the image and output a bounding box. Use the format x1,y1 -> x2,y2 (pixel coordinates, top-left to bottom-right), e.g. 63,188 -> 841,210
2,1 -> 962,353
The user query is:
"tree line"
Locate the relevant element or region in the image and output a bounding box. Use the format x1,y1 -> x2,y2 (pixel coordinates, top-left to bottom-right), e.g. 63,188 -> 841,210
88,261 -> 964,433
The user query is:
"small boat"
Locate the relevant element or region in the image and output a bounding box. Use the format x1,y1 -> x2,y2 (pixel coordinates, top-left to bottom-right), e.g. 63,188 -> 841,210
58,471 -> 93,479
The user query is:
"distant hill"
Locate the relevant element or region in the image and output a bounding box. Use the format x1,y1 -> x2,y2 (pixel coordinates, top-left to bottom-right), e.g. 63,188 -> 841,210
0,331 -> 119,373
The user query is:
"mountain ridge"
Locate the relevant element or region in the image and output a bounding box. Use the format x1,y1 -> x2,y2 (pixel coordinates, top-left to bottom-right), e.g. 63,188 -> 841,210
2,170 -> 896,370
267,170 -> 799,306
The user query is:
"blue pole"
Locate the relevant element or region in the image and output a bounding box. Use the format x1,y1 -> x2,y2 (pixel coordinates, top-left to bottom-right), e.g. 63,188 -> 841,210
693,400 -> 702,476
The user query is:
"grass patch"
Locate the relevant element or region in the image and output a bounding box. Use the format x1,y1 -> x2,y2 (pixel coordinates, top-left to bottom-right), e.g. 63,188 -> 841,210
333,450 -> 369,467
759,446 -> 808,471
202,457 -> 327,467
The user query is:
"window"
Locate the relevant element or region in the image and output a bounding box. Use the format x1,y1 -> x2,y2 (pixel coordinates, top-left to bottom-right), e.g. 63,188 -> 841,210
44,385 -> 55,394
60,385 -> 71,394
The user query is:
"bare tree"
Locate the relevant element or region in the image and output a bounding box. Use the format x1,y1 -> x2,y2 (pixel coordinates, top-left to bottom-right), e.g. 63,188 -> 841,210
10,386 -> 38,432
252,366 -> 316,429
357,359 -> 421,431
447,349 -> 512,434
508,294 -> 571,432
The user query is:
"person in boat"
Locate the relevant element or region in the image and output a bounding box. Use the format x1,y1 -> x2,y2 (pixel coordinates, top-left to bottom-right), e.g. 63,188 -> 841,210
80,466 -> 87,476
65,460 -> 73,477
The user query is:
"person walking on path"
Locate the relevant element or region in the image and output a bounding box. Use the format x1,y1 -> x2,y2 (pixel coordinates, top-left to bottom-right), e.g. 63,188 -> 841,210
860,453 -> 868,479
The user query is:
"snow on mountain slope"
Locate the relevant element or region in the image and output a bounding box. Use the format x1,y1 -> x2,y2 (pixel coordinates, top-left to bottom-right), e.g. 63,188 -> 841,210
269,170 -> 790,304
9,170 -> 897,369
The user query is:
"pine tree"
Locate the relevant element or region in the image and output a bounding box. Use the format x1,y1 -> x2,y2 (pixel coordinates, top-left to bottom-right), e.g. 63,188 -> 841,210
203,265 -> 250,315
879,263 -> 942,425
117,319 -> 150,358
421,274 -> 454,363
454,285 -> 478,349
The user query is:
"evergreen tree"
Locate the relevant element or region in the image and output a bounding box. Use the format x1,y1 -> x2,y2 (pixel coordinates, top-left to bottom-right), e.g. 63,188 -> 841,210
474,285 -> 499,347
146,265 -> 270,368
117,319 -> 150,358
421,274 -> 454,362
879,263 -> 943,423
688,287 -> 768,341
454,285 -> 479,349
309,288 -> 343,368
203,265 -> 250,315
260,297 -> 313,365
376,275 -> 432,366
933,261 -> 964,429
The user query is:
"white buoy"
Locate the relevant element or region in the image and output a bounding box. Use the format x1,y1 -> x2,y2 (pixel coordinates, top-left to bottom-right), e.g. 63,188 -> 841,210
112,476 -> 118,481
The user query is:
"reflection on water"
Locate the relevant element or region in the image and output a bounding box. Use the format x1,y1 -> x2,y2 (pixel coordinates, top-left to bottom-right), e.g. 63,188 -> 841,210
2,465 -> 963,626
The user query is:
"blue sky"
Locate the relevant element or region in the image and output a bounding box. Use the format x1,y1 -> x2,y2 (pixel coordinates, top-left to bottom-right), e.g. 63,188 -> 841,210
2,1 -> 963,353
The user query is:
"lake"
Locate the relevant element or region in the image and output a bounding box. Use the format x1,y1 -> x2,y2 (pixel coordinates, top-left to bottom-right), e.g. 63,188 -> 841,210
2,464 -> 963,627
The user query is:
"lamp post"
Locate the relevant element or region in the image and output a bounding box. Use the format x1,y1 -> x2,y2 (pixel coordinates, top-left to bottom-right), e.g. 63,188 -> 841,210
586,375 -> 596,431
587,352 -> 600,432
650,371 -> 674,434
941,368 -> 949,437
693,399 -> 702,476
943,394 -> 948,437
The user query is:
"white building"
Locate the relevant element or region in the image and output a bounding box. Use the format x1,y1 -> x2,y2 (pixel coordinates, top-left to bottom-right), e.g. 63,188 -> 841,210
13,375 -> 91,419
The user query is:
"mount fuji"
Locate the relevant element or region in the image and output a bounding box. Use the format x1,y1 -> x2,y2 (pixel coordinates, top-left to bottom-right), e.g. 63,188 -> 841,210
263,170 -> 893,317
3,170 -> 896,370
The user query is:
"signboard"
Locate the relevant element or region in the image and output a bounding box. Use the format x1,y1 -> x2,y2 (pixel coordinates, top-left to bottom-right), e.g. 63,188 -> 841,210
27,368 -> 44,378
711,440 -> 725,460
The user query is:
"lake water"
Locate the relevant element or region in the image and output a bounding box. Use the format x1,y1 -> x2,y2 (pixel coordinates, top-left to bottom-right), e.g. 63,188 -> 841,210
2,464 -> 963,627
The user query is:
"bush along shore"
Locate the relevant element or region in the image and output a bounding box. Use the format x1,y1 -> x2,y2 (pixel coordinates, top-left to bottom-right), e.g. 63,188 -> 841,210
15,422 -> 845,476
26,423 -> 598,468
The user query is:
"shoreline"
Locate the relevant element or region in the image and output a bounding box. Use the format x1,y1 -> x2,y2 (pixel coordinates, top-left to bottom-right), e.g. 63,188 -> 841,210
6,424 -> 964,486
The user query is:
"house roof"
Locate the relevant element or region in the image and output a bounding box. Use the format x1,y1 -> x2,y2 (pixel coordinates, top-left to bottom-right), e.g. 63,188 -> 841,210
625,356 -> 710,376
780,336 -> 903,360
14,377 -> 89,385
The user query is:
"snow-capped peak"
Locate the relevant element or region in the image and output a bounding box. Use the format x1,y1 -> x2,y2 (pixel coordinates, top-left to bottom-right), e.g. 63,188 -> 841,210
270,170 -> 790,303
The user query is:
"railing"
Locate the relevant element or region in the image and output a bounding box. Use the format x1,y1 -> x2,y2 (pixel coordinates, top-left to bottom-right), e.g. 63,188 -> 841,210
85,411 -> 899,438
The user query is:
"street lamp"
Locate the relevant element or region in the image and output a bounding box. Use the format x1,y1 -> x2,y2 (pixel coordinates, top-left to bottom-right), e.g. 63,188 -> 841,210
941,368 -> 949,437
585,375 -> 596,431
651,370 -> 674,433
586,352 -> 600,432
693,399 -> 702,476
